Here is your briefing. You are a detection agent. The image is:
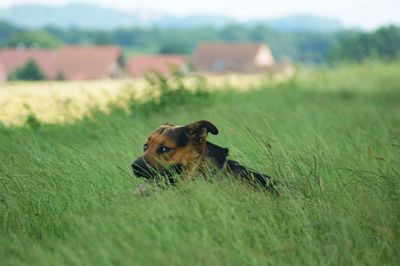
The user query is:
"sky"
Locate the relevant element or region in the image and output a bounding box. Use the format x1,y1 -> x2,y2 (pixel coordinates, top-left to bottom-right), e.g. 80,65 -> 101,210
0,0 -> 399,29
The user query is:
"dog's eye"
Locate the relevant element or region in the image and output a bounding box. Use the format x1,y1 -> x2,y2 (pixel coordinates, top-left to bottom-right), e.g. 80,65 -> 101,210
158,146 -> 172,154
143,143 -> 149,151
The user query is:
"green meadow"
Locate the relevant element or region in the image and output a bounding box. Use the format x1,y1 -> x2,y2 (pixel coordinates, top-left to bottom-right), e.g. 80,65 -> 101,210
1,62 -> 399,265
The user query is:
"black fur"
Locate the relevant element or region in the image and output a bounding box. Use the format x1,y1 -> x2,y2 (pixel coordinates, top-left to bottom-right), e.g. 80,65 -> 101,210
205,141 -> 277,193
166,127 -> 189,147
132,158 -> 183,184
225,160 -> 276,192
206,141 -> 229,169
188,120 -> 219,135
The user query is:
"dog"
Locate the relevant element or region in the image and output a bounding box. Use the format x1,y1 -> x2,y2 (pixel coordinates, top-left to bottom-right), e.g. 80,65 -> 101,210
131,120 -> 277,192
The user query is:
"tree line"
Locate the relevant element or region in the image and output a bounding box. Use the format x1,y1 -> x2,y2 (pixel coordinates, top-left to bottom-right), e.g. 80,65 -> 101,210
1,20 -> 399,64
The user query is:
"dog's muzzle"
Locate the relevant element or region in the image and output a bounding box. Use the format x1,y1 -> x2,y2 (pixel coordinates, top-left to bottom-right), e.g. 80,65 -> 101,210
131,158 -> 184,181
131,158 -> 154,179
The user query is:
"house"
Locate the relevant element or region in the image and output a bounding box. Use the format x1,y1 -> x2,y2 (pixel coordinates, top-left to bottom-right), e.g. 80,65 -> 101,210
54,46 -> 123,80
0,61 -> 6,82
0,48 -> 57,81
127,55 -> 187,78
192,42 -> 276,73
0,45 -> 123,81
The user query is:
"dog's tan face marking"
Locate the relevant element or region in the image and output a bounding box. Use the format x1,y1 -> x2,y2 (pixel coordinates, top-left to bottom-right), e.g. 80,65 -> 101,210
142,124 -> 201,174
132,120 -> 219,178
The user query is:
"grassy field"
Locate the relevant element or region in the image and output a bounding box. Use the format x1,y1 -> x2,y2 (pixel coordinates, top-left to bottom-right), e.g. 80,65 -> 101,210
0,62 -> 399,265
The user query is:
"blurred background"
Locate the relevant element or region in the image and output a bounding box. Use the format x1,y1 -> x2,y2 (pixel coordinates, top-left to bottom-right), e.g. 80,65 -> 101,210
0,0 -> 399,124
0,0 -> 399,79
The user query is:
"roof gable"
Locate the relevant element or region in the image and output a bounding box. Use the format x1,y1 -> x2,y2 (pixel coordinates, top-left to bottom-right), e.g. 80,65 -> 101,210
127,55 -> 186,77
55,46 -> 122,79
193,42 -> 275,72
194,43 -> 263,62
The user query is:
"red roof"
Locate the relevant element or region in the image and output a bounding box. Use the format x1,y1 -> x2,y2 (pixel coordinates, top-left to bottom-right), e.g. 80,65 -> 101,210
127,55 -> 187,78
0,48 -> 57,79
55,46 -> 122,80
0,46 -> 122,80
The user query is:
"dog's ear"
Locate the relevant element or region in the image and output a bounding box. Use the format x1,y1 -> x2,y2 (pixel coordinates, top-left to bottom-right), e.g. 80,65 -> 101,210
163,122 -> 175,126
185,120 -> 218,143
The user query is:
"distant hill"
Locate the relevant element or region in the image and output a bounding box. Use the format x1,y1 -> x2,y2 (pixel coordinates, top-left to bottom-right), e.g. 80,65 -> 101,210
0,2 -> 343,31
263,15 -> 343,32
0,3 -> 137,29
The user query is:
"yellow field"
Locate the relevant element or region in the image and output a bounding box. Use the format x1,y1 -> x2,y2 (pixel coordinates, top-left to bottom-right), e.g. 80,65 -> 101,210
0,80 -> 142,126
0,74 -> 289,126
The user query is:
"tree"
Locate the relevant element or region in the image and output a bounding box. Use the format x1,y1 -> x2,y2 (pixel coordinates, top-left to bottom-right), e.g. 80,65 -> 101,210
0,20 -> 21,47
372,25 -> 400,59
159,37 -> 191,54
220,24 -> 248,42
8,60 -> 45,81
328,25 -> 400,62
93,31 -> 113,44
7,31 -> 60,48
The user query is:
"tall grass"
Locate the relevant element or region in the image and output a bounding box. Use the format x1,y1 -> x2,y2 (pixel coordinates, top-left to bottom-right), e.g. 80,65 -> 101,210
1,62 -> 399,265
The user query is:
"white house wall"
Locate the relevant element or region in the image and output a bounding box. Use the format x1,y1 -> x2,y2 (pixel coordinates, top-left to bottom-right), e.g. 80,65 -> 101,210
254,46 -> 276,67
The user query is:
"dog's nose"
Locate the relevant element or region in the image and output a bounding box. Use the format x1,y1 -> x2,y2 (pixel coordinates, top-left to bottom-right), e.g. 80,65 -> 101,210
131,158 -> 152,178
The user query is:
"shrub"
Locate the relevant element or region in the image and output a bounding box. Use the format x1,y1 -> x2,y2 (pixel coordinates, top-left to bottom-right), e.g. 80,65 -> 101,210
8,60 -> 45,81
130,69 -> 211,116
25,113 -> 41,130
56,71 -> 65,81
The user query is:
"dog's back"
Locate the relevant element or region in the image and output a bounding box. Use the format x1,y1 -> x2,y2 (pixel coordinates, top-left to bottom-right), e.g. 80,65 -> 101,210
225,160 -> 278,193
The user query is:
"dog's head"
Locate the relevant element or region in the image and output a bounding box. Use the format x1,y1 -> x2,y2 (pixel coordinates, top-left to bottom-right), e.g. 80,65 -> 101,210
131,120 -> 220,179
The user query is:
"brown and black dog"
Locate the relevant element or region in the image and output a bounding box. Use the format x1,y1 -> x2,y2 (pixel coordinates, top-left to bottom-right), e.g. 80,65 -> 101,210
131,120 -> 277,192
